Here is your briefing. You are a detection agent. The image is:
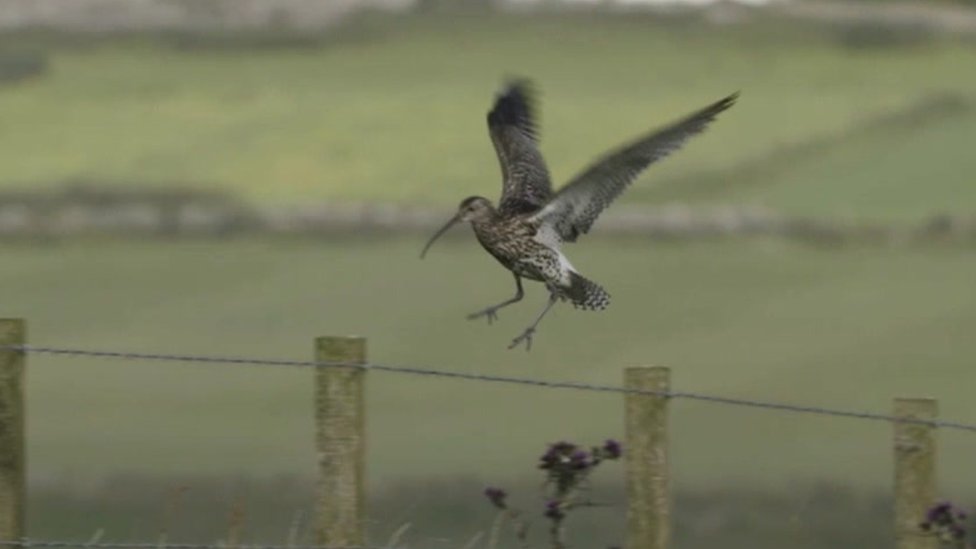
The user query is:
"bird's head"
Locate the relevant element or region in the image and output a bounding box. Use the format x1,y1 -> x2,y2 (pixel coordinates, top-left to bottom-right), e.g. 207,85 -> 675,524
420,196 -> 494,258
456,196 -> 494,222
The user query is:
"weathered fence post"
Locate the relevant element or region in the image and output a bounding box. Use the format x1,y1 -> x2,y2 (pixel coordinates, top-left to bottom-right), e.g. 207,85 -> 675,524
0,319 -> 26,542
894,397 -> 938,549
625,366 -> 670,549
314,336 -> 367,547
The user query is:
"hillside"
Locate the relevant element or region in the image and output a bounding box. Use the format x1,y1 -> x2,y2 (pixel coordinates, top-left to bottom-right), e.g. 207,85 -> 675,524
1,12 -> 975,221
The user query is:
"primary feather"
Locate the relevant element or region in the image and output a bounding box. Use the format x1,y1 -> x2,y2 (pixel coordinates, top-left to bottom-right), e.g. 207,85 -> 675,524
532,92 -> 739,242
487,80 -> 554,216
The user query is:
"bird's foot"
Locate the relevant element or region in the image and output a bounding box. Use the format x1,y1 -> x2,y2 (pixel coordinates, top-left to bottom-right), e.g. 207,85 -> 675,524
467,306 -> 501,325
507,327 -> 536,351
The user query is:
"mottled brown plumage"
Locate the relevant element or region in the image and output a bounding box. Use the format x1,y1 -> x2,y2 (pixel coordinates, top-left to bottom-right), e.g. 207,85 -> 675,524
421,80 -> 738,350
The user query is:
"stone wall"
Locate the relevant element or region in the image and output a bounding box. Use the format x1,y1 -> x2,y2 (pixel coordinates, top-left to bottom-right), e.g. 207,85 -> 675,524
1,187 -> 973,244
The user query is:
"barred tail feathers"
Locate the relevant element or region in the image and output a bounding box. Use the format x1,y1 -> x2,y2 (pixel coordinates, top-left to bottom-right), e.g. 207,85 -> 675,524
566,272 -> 610,311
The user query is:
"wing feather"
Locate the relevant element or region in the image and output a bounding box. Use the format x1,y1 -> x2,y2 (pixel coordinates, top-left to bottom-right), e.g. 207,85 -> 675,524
532,92 -> 739,242
487,80 -> 554,215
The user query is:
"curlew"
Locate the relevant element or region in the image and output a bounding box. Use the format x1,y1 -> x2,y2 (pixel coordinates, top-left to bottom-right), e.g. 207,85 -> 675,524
421,80 -> 738,350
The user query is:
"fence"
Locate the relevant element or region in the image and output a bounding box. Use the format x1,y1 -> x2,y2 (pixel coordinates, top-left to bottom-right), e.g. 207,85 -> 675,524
0,318 -> 972,549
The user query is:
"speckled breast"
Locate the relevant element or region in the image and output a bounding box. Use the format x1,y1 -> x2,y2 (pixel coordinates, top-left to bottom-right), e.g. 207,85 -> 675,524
472,218 -> 555,283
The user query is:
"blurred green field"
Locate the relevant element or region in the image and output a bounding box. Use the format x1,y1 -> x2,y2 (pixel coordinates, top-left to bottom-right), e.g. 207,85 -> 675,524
1,13 -> 976,220
29,475 -> 897,549
3,10 -> 976,545
4,237 -> 976,493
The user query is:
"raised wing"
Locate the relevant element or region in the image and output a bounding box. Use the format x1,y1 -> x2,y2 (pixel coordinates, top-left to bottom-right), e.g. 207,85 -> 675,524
487,80 -> 553,215
532,93 -> 738,242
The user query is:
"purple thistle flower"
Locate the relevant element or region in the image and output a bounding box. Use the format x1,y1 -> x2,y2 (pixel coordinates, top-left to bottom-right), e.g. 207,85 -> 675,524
603,439 -> 622,460
544,499 -> 565,520
539,441 -> 578,470
928,501 -> 953,523
921,500 -> 969,544
483,486 -> 508,509
550,441 -> 573,450
570,449 -> 591,470
539,451 -> 557,469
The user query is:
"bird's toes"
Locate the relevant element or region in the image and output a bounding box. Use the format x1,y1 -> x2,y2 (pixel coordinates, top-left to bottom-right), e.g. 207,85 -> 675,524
467,308 -> 499,324
507,328 -> 535,351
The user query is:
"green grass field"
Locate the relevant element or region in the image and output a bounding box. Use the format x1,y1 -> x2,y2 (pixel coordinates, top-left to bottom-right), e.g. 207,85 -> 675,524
28,475 -> 897,549
2,11 -> 976,545
1,12 -> 976,220
4,237 -> 976,493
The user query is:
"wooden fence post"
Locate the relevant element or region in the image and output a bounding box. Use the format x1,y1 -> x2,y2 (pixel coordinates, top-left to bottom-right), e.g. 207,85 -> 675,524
625,366 -> 671,549
314,337 -> 366,547
894,397 -> 937,549
0,319 -> 26,542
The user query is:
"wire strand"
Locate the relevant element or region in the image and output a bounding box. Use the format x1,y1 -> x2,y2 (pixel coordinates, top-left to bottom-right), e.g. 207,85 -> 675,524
4,344 -> 974,432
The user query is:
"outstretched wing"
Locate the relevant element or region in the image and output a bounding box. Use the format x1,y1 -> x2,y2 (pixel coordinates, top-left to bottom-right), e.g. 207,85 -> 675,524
532,92 -> 738,242
487,79 -> 553,215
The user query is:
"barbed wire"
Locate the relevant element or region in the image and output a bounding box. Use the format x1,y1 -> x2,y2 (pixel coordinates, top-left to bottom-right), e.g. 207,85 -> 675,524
0,540 -> 377,549
3,344 -> 976,433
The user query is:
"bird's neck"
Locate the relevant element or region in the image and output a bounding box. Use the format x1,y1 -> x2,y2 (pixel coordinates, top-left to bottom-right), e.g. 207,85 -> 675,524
469,210 -> 499,231
468,212 -> 503,244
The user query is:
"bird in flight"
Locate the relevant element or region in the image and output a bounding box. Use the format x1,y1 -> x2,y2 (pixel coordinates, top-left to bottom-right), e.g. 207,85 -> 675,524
421,79 -> 737,350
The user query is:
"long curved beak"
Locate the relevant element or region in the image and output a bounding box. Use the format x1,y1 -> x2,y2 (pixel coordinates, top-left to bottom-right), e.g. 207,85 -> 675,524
420,213 -> 461,259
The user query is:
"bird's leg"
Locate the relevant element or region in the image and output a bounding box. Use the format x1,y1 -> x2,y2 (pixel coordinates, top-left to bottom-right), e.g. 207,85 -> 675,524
467,274 -> 524,325
508,291 -> 558,351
